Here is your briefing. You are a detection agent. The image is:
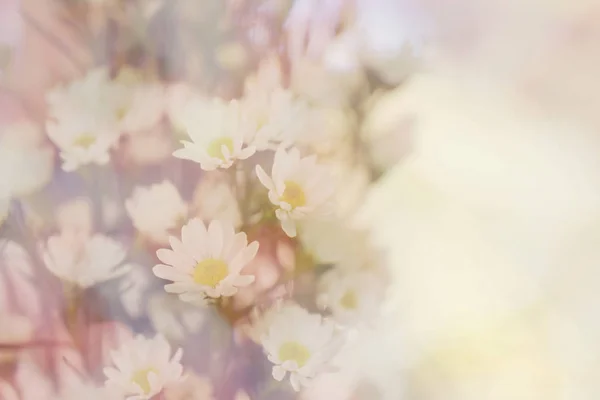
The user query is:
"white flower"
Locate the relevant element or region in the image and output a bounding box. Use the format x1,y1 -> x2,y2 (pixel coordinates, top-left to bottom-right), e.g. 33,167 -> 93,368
256,147 -> 335,237
261,303 -> 342,391
241,86 -> 313,151
46,68 -> 123,171
42,233 -> 128,288
153,219 -> 258,305
173,98 -> 256,171
113,67 -> 165,134
125,181 -> 188,244
240,59 -> 314,151
0,121 -> 54,197
317,267 -> 386,326
104,334 -> 184,400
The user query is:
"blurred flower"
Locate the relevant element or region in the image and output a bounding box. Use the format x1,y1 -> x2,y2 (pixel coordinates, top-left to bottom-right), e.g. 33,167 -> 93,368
46,68 -> 123,171
166,84 -> 205,138
42,233 -> 128,288
119,263 -> 152,318
163,371 -> 214,400
173,98 -> 256,171
298,219 -> 374,268
261,303 -> 342,391
153,219 -> 258,305
0,121 -> 54,198
126,181 -> 188,244
148,293 -> 206,341
113,67 -> 165,134
285,0 -> 345,62
104,334 -> 184,399
317,267 -> 386,326
192,172 -> 241,229
56,197 -> 94,238
121,126 -> 173,165
241,59 -> 313,151
256,147 -> 335,237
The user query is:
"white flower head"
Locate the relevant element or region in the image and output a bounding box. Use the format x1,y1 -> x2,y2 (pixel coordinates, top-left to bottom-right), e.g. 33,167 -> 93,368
104,334 -> 184,400
113,67 -> 165,134
153,219 -> 258,305
317,267 -> 386,326
241,87 -> 313,151
256,147 -> 335,237
173,98 -> 256,171
0,121 -> 54,197
125,181 -> 188,244
46,68 -> 123,171
42,233 -> 128,288
260,303 -> 342,391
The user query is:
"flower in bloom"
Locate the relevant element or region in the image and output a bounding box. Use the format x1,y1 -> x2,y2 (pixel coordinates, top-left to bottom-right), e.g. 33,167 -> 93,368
153,219 -> 258,305
256,147 -> 335,237
104,334 -> 184,400
125,181 -> 188,244
46,68 -> 123,171
317,267 -> 386,326
173,98 -> 256,171
42,233 -> 128,288
260,303 -> 342,391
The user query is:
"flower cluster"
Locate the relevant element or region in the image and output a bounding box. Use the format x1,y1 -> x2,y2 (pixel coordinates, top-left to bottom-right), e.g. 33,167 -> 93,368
0,0 -> 412,398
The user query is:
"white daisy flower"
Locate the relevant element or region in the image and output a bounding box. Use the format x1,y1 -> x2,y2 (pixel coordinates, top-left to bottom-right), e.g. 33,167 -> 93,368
260,303 -> 342,391
125,181 -> 188,244
46,68 -> 122,171
103,334 -> 184,400
46,118 -> 120,172
152,219 -> 258,305
255,147 -> 335,237
173,98 -> 256,171
317,267 -> 386,326
41,233 -> 128,288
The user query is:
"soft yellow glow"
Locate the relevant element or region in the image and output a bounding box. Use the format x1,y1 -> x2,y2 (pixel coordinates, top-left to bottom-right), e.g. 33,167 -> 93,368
278,341 -> 311,368
131,367 -> 157,394
340,290 -> 358,309
193,258 -> 228,287
72,134 -> 96,149
207,137 -> 234,161
281,181 -> 306,208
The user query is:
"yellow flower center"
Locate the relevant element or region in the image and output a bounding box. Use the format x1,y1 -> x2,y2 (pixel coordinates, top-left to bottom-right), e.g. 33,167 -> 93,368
207,137 -> 234,161
72,134 -> 96,149
278,341 -> 311,368
280,181 -> 306,209
340,290 -> 358,309
116,106 -> 129,121
193,258 -> 228,287
131,367 -> 157,394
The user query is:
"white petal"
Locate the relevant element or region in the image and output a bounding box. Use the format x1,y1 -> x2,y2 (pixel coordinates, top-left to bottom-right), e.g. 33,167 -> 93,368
272,366 -> 286,381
